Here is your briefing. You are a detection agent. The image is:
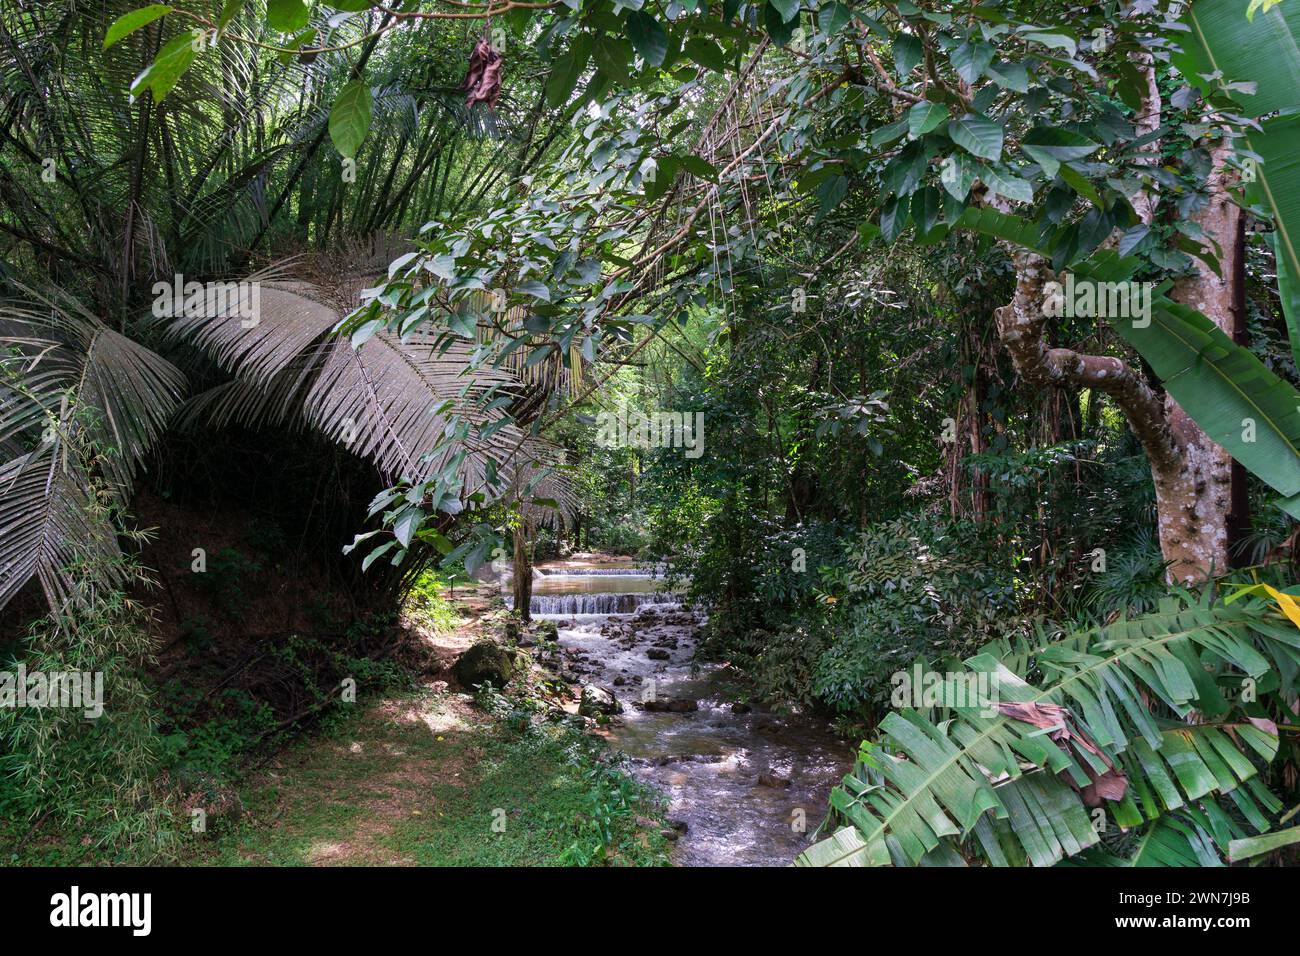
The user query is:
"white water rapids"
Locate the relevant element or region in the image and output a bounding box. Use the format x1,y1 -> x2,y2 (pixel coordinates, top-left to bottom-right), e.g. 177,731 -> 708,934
530,563 -> 851,866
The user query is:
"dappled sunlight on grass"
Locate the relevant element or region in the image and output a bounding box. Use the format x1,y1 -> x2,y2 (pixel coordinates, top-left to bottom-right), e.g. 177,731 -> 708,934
188,689 -> 669,867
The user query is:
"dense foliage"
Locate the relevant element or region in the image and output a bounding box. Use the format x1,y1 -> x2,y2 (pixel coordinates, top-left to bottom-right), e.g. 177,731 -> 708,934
3,0 -> 1300,867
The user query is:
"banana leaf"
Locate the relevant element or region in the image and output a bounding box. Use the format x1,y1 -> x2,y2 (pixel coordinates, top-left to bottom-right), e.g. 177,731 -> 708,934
795,594 -> 1296,867
1179,0 -> 1300,383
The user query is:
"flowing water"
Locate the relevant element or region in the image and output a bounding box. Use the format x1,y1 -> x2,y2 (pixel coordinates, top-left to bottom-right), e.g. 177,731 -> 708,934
513,572 -> 683,615
532,563 -> 851,867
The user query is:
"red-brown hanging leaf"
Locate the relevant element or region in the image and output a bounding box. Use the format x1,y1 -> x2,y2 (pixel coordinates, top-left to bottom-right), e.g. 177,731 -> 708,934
461,38 -> 503,110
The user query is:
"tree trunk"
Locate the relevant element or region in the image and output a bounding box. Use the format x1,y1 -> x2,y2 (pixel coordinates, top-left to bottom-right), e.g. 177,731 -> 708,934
1160,141 -> 1243,578
989,50 -> 1244,585
512,520 -> 533,622
993,246 -> 1225,584
967,369 -> 988,521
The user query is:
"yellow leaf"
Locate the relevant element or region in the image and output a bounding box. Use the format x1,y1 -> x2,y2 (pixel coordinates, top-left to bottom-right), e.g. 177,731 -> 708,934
1261,584 -> 1300,632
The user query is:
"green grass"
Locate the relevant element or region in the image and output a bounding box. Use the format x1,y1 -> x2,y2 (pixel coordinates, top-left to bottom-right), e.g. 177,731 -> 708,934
379,733 -> 670,866
406,570 -> 466,633
189,690 -> 672,867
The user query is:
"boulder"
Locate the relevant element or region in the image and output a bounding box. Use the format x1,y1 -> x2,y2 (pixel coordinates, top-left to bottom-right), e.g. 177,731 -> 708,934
578,684 -> 622,717
642,697 -> 697,713
453,642 -> 517,689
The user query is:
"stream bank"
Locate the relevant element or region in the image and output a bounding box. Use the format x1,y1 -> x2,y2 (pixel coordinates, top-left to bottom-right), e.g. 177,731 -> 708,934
170,560 -> 850,868
532,562 -> 851,867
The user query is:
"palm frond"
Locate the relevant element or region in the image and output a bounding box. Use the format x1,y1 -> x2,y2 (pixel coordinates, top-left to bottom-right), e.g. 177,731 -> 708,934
0,446 -> 125,614
1,286 -> 186,494
171,274 -> 571,516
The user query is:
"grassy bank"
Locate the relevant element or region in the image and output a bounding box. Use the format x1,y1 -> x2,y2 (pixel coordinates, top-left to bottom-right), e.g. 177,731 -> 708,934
4,581 -> 672,867
189,687 -> 671,867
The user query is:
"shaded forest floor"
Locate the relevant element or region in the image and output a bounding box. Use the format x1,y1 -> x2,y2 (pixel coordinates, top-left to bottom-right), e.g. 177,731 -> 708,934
185,596 -> 672,867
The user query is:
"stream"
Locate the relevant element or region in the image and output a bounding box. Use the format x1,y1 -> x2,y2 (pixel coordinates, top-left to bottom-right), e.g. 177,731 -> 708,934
528,562 -> 852,867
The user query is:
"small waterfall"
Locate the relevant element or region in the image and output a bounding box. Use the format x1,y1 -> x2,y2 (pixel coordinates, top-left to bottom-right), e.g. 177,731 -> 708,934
509,592 -> 682,615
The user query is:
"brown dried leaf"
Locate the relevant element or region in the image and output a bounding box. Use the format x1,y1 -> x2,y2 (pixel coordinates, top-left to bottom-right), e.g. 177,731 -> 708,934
461,39 -> 503,109
996,700 -> 1128,804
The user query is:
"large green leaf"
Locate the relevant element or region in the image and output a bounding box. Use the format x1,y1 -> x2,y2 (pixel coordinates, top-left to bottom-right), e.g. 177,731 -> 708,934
1244,113 -> 1300,367
329,80 -> 373,159
129,29 -> 199,102
956,206 -> 1048,254
1078,251 -> 1300,504
795,594 -> 1298,867
1087,816 -> 1224,867
1181,0 -> 1300,397
625,11 -> 668,67
1180,0 -> 1300,117
103,4 -> 172,49
266,0 -> 310,33
947,114 -> 1004,162
1274,231 -> 1300,371
907,100 -> 949,139
1229,824 -> 1300,861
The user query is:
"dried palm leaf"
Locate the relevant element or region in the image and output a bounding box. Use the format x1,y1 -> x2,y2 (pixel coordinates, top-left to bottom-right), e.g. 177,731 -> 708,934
0,446 -> 126,615
172,277 -> 571,518
0,287 -> 187,495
